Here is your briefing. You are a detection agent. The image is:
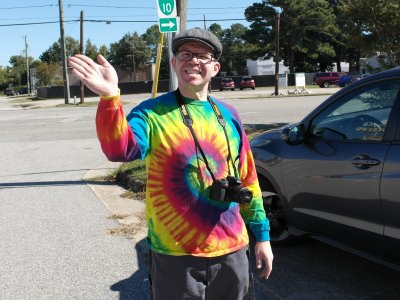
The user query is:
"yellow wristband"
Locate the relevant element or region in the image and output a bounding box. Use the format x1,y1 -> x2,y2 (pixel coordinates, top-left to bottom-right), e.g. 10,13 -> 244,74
101,88 -> 120,100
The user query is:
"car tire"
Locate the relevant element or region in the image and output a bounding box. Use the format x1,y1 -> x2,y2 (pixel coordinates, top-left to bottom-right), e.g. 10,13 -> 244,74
258,177 -> 301,245
252,87 -> 255,90
323,82 -> 330,88
231,88 -> 235,91
240,87 -> 243,90
219,88 -> 223,91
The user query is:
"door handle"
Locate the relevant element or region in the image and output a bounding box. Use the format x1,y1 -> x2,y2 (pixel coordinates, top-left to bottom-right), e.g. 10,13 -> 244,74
351,155 -> 381,169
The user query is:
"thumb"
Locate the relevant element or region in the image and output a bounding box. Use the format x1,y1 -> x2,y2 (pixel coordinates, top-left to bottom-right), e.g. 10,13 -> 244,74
97,54 -> 111,67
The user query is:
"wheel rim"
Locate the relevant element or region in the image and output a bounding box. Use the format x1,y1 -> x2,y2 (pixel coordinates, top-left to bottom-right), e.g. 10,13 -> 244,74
262,191 -> 290,241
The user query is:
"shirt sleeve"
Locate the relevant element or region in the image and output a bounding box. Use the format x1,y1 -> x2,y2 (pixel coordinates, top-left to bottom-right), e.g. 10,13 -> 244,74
236,121 -> 270,242
95,95 -> 142,162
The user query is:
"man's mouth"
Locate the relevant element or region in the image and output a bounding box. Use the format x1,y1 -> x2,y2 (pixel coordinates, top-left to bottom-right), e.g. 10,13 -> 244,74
184,69 -> 202,75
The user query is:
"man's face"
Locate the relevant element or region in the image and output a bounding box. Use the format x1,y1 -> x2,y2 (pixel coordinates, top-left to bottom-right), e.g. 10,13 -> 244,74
171,42 -> 220,91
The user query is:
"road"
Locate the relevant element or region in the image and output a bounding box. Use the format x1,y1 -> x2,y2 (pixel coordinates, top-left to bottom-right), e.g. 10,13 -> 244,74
0,99 -> 148,299
1,89 -> 399,299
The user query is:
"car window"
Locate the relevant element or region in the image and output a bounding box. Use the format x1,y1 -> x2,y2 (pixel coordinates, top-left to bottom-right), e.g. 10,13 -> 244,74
310,80 -> 400,142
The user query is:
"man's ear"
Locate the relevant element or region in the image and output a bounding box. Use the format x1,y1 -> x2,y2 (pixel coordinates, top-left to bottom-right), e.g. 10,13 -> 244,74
171,56 -> 177,72
212,62 -> 221,77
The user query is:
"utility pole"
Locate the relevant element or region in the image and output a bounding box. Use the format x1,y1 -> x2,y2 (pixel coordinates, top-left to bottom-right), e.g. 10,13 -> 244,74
58,0 -> 70,104
177,0 -> 187,32
24,35 -> 30,94
274,12 -> 280,96
131,40 -> 136,82
169,0 -> 187,91
79,10 -> 84,104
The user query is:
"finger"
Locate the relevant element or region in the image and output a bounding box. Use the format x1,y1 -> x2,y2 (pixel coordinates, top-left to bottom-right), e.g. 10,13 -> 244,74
74,54 -> 96,66
255,256 -> 262,269
258,266 -> 272,279
96,54 -> 111,67
68,58 -> 88,74
70,68 -> 86,81
73,55 -> 98,73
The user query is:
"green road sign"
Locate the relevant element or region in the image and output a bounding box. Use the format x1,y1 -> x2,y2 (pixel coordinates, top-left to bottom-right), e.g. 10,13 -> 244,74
157,0 -> 177,18
159,17 -> 179,33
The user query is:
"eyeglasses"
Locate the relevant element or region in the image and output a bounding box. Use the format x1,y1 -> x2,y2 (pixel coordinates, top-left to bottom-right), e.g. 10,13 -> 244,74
176,50 -> 215,64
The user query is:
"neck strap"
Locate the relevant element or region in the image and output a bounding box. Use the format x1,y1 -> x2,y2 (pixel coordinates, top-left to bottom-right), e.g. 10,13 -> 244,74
174,89 -> 238,180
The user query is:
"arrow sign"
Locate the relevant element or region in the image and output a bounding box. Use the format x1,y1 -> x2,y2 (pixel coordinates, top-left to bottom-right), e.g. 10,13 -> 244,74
159,17 -> 179,33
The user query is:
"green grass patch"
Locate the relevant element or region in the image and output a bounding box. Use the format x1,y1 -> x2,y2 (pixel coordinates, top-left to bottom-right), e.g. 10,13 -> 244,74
115,160 -> 147,193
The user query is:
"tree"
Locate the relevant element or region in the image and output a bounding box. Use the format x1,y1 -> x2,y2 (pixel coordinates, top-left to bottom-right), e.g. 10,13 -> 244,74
141,24 -> 170,79
339,0 -> 400,69
35,62 -> 63,86
107,32 -> 152,81
210,23 -> 255,75
84,39 -> 99,60
99,45 -> 109,58
245,0 -> 340,72
8,55 -> 35,86
40,36 -> 80,64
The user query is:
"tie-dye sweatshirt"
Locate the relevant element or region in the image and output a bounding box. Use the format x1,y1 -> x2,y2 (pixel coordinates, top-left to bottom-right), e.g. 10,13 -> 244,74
96,91 -> 270,257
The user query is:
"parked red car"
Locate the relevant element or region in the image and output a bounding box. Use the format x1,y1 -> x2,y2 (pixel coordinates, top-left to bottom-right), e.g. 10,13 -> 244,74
240,76 -> 256,90
219,78 -> 235,91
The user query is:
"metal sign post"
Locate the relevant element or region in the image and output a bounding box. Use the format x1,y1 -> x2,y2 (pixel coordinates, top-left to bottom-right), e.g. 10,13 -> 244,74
156,0 -> 179,91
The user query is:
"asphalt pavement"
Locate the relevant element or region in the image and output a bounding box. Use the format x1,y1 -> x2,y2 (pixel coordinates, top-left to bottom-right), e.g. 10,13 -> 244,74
0,87 -> 342,299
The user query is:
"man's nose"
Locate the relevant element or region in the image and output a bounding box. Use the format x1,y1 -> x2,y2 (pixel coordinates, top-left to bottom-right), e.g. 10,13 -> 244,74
188,54 -> 201,63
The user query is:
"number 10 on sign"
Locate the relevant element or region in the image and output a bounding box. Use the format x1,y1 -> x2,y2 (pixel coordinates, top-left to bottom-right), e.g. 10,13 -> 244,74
157,0 -> 177,18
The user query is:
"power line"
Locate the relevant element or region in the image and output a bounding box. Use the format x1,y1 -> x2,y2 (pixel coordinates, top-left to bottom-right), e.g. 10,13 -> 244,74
0,20 -> 78,27
66,4 -> 248,10
0,18 -> 249,27
0,4 -> 56,10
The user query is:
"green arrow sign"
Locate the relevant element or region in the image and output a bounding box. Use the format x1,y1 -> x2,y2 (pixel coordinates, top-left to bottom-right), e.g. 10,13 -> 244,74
159,17 -> 179,33
157,0 -> 177,18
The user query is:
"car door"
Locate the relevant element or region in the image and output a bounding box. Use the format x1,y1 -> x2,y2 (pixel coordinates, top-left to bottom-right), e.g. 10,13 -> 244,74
381,111 -> 400,262
282,79 -> 400,256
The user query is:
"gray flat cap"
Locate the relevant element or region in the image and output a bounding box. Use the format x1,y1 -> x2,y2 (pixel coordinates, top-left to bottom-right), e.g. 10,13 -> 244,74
172,28 -> 223,59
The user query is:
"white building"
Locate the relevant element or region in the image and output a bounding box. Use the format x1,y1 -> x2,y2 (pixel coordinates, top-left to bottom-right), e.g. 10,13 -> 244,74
246,58 -> 289,75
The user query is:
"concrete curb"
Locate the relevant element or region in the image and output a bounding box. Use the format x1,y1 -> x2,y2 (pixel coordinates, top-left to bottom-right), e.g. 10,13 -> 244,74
83,160 -> 147,242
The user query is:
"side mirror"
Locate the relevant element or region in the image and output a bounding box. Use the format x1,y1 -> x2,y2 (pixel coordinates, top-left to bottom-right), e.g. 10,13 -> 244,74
281,124 -> 305,145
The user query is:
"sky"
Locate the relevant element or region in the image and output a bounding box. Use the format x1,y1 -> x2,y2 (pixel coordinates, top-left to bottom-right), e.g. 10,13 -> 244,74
0,0 -> 261,67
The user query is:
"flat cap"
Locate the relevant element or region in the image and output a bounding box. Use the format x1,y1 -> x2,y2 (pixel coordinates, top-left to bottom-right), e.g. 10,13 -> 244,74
172,28 -> 223,59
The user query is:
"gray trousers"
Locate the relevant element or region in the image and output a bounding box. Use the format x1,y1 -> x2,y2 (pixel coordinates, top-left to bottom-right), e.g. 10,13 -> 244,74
148,247 -> 253,300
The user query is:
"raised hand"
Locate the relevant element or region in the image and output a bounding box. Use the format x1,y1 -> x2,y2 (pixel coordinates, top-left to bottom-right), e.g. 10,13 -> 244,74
68,54 -> 119,97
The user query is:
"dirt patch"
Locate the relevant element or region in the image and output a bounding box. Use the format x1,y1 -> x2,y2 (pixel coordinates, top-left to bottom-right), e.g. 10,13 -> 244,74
107,211 -> 147,239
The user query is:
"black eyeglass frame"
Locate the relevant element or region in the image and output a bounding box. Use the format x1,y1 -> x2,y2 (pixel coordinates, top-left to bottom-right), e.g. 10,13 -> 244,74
175,50 -> 217,64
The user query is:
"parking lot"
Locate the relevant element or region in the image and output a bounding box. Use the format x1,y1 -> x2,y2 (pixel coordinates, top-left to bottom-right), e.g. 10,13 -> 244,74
2,88 -> 400,299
